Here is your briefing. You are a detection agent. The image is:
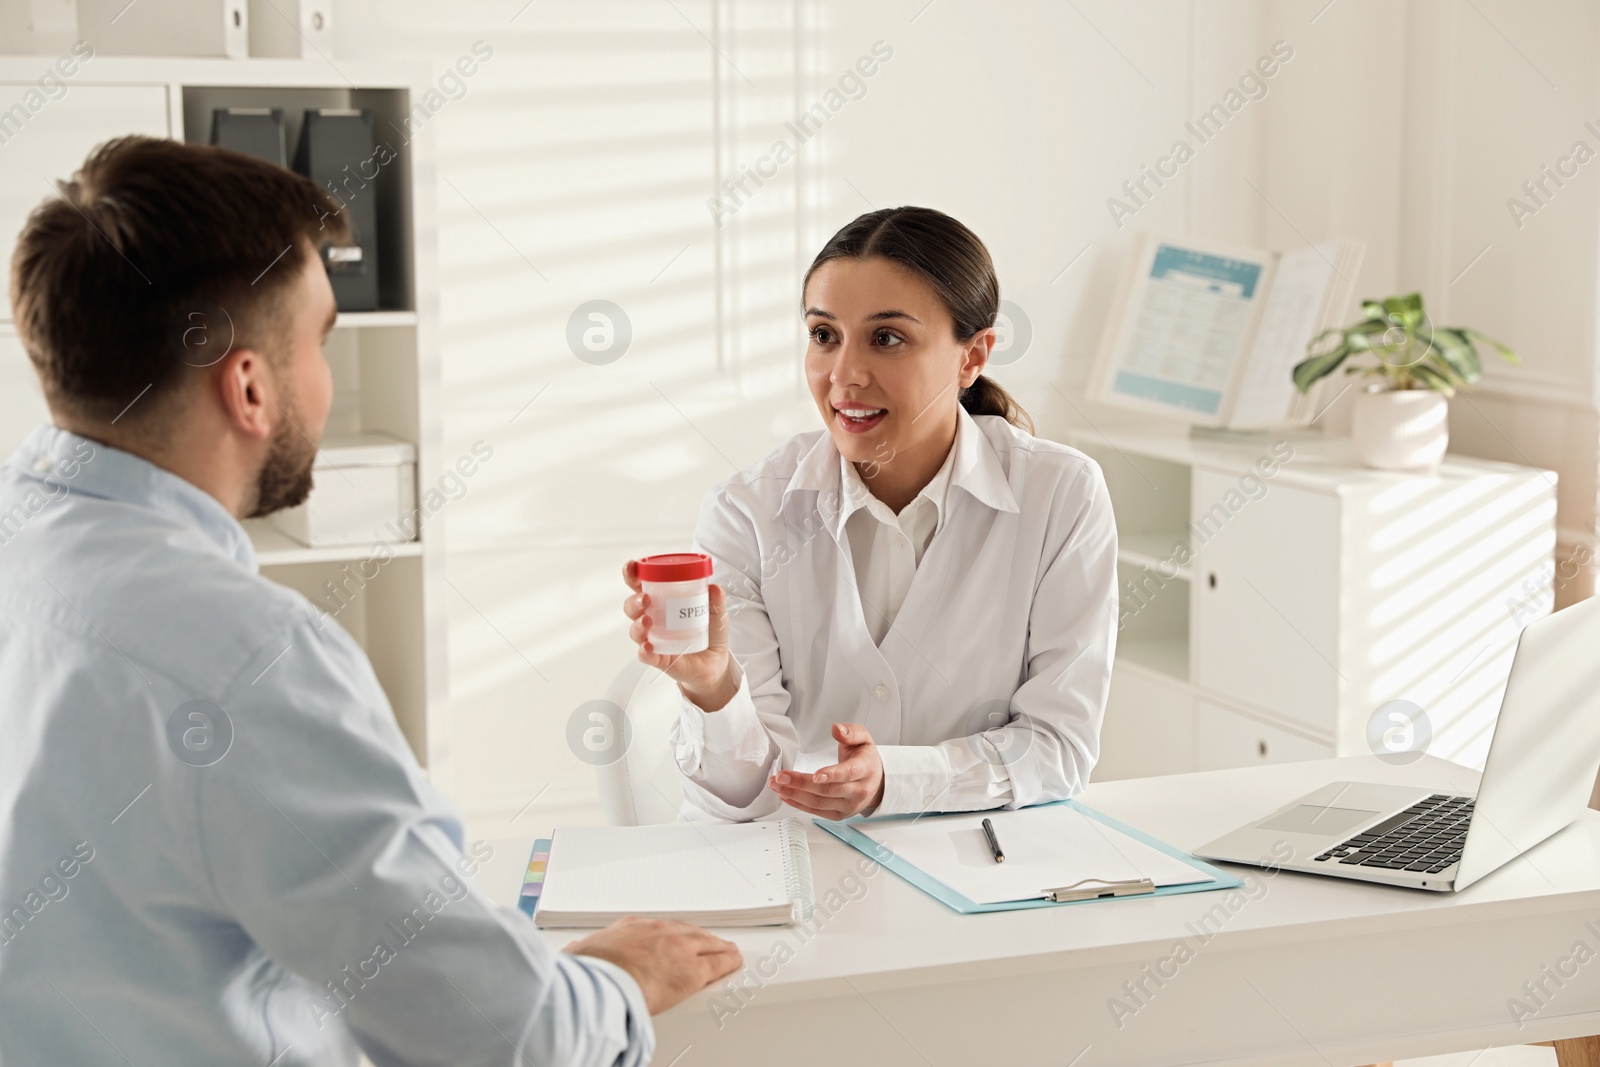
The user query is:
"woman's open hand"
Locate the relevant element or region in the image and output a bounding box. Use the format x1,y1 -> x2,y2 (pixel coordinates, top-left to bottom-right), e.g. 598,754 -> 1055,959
768,723 -> 885,819
622,560 -> 740,712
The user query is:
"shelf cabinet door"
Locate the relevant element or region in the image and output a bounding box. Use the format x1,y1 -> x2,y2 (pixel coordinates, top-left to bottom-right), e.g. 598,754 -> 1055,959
1192,470 -> 1341,731
0,85 -> 171,322
1094,664 -> 1195,781
1194,700 -> 1334,770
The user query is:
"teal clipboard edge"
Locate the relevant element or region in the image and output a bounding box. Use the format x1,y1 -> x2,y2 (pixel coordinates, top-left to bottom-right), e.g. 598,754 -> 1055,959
812,799 -> 1242,914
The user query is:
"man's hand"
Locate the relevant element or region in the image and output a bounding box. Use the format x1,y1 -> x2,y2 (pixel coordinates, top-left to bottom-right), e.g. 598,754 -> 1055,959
621,561 -> 740,712
767,723 -> 885,819
564,916 -> 743,1015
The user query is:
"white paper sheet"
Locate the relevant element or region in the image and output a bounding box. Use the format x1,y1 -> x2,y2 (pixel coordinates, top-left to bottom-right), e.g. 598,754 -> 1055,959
1109,242 -> 1270,419
859,805 -> 1210,906
1230,243 -> 1341,428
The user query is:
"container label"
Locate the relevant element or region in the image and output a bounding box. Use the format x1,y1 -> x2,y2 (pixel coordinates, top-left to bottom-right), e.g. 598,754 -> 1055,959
665,593 -> 710,628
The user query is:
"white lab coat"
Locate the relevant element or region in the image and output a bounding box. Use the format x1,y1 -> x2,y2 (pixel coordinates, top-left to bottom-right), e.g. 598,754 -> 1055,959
670,408 -> 1119,820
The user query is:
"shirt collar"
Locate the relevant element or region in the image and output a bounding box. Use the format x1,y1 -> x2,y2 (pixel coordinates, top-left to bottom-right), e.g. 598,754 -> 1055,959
780,406 -> 1019,528
8,422 -> 257,571
836,420 -> 959,537
948,406 -> 1020,515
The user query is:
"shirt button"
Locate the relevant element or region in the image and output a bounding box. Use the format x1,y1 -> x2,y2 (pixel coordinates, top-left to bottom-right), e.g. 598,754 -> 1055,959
32,458 -> 52,473
896,535 -> 908,548
874,683 -> 889,700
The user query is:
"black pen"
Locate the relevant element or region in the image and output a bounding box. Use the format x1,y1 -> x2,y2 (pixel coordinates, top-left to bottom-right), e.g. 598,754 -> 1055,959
982,817 -> 1004,863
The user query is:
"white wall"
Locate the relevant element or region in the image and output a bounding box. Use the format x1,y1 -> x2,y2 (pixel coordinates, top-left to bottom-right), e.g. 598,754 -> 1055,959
1399,0 -> 1600,602
338,0 -> 1598,829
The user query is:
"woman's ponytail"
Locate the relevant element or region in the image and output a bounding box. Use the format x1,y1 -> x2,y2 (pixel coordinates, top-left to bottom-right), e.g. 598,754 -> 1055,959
959,374 -> 1033,433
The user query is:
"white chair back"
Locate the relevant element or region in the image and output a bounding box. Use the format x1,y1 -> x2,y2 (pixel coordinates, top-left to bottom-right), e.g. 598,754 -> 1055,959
594,661 -> 687,826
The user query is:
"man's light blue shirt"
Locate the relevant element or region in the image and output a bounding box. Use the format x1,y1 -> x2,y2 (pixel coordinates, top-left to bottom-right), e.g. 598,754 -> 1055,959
0,424 -> 653,1066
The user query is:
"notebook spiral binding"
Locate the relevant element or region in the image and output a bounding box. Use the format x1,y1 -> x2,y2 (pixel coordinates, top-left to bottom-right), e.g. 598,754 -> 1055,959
779,819 -> 816,924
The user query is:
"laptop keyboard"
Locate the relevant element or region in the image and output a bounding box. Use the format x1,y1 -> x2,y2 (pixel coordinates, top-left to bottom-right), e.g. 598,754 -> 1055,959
1312,793 -> 1473,874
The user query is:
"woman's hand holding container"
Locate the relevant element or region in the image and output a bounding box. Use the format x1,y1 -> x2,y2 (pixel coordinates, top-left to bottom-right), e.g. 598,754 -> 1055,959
621,554 -> 740,712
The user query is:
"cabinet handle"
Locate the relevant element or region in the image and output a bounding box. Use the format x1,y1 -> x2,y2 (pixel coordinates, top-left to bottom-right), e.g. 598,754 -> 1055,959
1208,573 -> 1217,589
1257,739 -> 1268,758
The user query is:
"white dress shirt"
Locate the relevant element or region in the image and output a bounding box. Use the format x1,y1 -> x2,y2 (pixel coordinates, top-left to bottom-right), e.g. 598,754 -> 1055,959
839,429 -> 956,646
0,425 -> 652,1067
670,408 -> 1119,821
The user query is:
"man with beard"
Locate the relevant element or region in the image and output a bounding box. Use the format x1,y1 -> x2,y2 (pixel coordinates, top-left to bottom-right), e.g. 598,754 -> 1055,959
0,136 -> 739,1066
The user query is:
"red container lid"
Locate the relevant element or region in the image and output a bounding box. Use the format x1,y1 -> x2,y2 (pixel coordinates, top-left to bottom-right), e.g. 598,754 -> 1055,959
637,552 -> 713,582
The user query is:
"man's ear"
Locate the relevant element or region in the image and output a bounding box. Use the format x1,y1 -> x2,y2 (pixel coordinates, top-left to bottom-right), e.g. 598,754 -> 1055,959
960,327 -> 995,388
214,347 -> 276,442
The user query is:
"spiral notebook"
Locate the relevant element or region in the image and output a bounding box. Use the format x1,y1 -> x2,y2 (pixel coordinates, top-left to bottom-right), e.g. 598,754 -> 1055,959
531,819 -> 814,928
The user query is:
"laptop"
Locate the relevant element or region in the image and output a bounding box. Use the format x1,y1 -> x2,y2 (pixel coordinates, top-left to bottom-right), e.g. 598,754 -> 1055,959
1195,594 -> 1600,892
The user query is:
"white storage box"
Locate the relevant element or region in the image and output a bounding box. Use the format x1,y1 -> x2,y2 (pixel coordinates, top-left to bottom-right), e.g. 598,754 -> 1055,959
267,432 -> 417,548
248,0 -> 332,59
76,0 -> 248,58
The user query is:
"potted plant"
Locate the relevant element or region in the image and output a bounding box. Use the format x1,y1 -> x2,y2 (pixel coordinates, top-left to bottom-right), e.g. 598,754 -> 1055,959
1292,293 -> 1519,470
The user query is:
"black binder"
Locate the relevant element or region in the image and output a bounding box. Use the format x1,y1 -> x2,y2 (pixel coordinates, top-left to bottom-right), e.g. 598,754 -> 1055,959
292,108 -> 380,311
210,108 -> 287,166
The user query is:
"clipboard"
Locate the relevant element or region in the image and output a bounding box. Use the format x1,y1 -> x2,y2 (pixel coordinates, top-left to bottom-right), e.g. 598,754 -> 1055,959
814,799 -> 1241,914
1043,877 -> 1156,902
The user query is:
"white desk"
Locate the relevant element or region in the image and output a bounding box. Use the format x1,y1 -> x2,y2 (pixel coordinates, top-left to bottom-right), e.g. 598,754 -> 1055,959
483,756 -> 1600,1067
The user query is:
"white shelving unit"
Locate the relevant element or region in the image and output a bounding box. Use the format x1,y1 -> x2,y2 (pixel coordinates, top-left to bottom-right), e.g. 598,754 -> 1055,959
0,57 -> 450,782
1063,423 -> 1557,782
241,518 -> 426,567
336,311 -> 419,329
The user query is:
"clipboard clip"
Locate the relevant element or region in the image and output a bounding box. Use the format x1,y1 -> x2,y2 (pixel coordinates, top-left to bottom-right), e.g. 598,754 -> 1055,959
1042,877 -> 1156,903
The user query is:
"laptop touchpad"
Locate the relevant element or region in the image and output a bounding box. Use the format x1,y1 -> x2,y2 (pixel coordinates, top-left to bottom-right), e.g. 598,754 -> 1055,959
1257,804 -> 1381,835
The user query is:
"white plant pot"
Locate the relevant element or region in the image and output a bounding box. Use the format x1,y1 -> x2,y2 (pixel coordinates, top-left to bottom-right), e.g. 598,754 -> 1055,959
1352,388 -> 1449,470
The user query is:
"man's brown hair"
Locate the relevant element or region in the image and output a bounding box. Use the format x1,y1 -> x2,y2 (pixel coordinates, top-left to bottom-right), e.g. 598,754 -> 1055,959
10,135 -> 349,427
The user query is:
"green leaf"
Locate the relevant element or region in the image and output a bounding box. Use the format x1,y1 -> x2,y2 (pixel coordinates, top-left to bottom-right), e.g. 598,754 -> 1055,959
1382,292 -> 1425,331
1293,344 -> 1351,393
1410,362 -> 1457,396
1360,299 -> 1388,322
1460,327 -> 1520,365
1419,354 -> 1468,390
1305,326 -> 1346,358
1347,326 -> 1395,353
1426,329 -> 1481,383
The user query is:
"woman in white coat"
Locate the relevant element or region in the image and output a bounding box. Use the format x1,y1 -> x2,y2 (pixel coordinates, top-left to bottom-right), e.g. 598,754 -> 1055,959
623,206 -> 1118,822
